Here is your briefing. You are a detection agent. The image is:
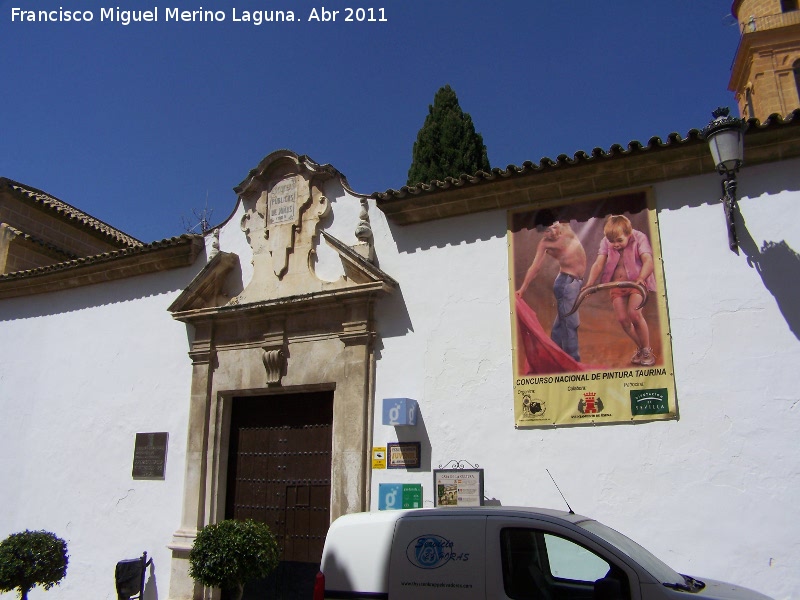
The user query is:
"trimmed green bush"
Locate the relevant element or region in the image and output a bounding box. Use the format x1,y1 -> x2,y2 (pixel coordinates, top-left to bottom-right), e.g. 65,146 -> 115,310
189,519 -> 279,600
0,530 -> 68,600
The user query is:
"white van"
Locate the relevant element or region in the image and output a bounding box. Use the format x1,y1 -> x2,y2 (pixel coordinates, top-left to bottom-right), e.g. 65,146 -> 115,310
314,506 -> 772,600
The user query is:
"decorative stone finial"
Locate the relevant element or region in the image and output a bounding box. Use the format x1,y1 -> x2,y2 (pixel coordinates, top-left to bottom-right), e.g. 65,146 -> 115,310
355,198 -> 373,243
353,198 -> 375,262
209,228 -> 220,260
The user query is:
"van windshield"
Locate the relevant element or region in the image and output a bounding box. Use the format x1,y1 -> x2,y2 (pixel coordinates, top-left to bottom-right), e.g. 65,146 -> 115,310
578,520 -> 685,586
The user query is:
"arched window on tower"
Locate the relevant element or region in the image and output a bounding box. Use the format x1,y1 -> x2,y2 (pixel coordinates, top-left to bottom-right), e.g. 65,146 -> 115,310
780,0 -> 798,12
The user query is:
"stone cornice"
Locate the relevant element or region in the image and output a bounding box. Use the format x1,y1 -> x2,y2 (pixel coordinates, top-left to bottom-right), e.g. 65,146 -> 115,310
0,235 -> 204,299
167,251 -> 240,313
170,280 -> 393,323
1,223 -> 77,262
728,21 -> 800,92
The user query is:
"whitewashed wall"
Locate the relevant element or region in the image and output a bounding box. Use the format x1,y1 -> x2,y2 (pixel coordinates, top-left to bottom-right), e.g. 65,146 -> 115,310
367,158 -> 800,600
1,156 -> 797,600
0,266 -> 202,600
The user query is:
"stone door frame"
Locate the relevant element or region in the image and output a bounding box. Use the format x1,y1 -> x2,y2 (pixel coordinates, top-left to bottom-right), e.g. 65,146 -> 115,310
166,289 -> 383,599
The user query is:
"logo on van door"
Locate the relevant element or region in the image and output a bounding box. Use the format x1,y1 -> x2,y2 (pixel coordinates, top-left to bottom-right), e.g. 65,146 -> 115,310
406,535 -> 456,569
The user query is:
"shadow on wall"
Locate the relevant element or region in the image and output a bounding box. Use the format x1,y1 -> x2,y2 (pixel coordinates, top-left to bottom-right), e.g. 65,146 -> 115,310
144,561 -> 159,600
374,284 -> 414,343
0,260 -> 206,321
387,208 -> 507,254
738,214 -> 800,340
395,408 -> 432,473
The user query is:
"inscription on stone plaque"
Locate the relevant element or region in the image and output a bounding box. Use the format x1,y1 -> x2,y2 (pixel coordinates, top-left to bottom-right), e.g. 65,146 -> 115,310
268,178 -> 297,225
132,432 -> 168,479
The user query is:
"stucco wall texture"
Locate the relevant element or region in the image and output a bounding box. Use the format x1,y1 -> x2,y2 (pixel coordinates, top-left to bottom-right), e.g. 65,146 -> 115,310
1,157 -> 798,599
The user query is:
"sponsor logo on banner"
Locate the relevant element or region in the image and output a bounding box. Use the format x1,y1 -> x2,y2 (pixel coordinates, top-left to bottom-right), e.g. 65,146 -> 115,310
522,395 -> 547,419
630,388 -> 669,415
578,392 -> 604,414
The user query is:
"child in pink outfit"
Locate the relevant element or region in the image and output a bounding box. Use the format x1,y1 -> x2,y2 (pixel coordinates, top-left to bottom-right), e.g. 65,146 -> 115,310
583,215 -> 657,366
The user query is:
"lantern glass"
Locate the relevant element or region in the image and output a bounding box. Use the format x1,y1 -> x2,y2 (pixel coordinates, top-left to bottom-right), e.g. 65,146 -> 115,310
707,127 -> 744,173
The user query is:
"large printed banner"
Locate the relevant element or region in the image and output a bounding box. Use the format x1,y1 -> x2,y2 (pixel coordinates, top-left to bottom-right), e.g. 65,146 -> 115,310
508,192 -> 677,426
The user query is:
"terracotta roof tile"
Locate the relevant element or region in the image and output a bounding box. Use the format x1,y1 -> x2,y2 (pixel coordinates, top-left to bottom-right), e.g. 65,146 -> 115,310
373,110 -> 800,203
0,234 -> 201,283
1,178 -> 143,248
1,224 -> 78,261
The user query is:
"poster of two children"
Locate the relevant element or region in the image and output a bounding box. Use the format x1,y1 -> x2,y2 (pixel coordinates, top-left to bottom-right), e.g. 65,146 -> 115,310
509,191 -> 678,427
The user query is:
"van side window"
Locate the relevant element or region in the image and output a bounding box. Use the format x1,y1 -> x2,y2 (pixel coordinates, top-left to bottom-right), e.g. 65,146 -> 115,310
500,528 -> 629,600
543,533 -> 608,581
500,528 -> 552,600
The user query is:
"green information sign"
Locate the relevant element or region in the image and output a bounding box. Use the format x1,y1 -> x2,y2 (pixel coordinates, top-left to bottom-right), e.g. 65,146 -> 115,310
378,483 -> 423,510
402,484 -> 422,509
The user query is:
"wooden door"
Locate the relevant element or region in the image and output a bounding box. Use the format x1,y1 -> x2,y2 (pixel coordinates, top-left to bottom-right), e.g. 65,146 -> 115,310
225,391 -> 333,599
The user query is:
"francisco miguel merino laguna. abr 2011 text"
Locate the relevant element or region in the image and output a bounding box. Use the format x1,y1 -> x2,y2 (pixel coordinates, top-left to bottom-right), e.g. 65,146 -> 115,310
10,6 -> 389,25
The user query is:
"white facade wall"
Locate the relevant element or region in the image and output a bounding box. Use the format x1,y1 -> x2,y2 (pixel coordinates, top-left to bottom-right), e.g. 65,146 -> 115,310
0,267 -> 201,600
1,157 -> 797,599
367,158 -> 800,600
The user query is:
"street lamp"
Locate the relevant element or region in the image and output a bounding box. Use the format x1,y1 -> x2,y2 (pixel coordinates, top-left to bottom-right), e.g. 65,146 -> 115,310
701,107 -> 747,253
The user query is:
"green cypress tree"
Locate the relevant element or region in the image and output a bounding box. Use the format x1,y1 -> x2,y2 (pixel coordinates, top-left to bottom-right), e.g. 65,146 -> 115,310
407,85 -> 491,186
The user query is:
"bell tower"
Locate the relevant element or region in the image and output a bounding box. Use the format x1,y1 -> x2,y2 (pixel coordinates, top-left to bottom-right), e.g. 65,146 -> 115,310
728,0 -> 800,120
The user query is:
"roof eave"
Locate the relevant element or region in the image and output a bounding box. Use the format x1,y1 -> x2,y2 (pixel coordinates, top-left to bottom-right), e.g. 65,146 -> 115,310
376,111 -> 800,225
0,178 -> 144,248
0,235 -> 204,299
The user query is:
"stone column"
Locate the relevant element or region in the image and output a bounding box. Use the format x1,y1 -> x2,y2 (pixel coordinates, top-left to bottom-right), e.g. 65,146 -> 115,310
332,298 -> 374,520
168,320 -> 214,600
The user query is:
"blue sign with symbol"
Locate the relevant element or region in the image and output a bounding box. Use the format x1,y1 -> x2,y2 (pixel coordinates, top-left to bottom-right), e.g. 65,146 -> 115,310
382,398 -> 418,426
378,484 -> 403,510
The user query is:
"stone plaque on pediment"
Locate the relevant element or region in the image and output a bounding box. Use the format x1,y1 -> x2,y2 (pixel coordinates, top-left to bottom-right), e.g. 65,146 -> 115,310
268,178 -> 298,226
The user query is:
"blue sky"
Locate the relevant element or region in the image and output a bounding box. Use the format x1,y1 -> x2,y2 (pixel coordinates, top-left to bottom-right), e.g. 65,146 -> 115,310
1,1 -> 742,242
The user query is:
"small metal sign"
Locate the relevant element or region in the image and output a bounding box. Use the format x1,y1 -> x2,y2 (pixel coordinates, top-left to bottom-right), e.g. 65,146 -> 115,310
378,483 -> 423,510
433,468 -> 484,507
387,442 -> 421,469
372,447 -> 387,470
381,398 -> 418,426
132,432 -> 168,479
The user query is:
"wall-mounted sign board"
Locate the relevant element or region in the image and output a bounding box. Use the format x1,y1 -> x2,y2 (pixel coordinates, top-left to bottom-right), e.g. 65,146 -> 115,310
132,432 -> 168,479
387,442 -> 421,469
378,483 -> 423,510
372,447 -> 387,469
381,398 -> 418,426
433,469 -> 484,507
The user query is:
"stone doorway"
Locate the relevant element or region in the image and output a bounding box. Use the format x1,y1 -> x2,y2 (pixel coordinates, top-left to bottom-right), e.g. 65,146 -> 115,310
165,151 -> 397,600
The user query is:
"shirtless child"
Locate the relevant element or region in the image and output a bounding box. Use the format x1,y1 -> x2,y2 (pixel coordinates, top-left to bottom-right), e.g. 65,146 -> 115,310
516,210 -> 587,362
583,214 -> 657,366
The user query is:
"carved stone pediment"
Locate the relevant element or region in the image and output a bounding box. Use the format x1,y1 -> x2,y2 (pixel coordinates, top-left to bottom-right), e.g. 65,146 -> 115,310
231,150 -> 390,305
169,152 -> 396,319
167,250 -> 239,312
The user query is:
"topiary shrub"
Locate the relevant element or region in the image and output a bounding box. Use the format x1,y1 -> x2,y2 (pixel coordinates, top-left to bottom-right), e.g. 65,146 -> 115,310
189,519 -> 279,600
0,530 -> 68,600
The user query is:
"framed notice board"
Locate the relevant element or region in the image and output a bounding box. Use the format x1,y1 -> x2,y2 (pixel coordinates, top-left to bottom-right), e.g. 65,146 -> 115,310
433,468 -> 484,507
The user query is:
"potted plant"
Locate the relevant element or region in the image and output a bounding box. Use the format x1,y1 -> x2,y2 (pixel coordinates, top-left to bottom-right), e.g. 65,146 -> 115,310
0,530 -> 68,600
189,519 -> 279,600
